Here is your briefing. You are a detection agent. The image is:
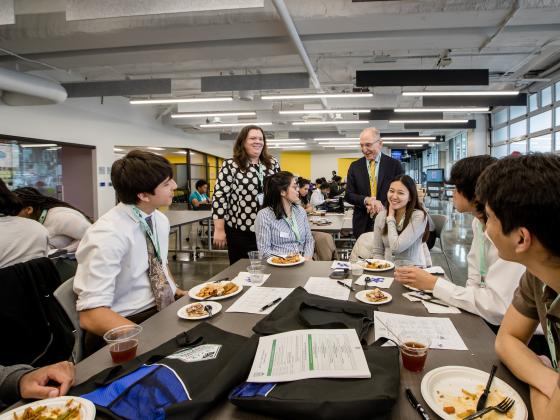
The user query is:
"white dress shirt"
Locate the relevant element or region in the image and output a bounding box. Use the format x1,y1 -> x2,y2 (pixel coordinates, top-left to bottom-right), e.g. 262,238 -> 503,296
43,207 -> 91,252
310,189 -> 326,207
74,203 -> 175,317
0,216 -> 48,268
433,218 -> 526,325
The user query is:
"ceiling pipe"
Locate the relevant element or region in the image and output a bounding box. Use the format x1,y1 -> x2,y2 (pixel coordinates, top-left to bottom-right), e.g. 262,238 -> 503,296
0,68 -> 67,106
478,0 -> 519,52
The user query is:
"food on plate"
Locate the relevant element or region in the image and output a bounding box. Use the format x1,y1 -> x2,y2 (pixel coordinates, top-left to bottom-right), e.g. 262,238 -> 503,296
13,399 -> 82,420
271,254 -> 301,264
196,282 -> 239,298
365,260 -> 391,270
185,303 -> 208,317
365,288 -> 388,302
436,385 -> 515,419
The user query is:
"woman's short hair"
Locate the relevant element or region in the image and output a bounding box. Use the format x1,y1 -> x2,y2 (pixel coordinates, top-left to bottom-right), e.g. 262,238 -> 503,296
111,150 -> 173,205
195,179 -> 208,190
232,125 -> 274,171
263,171 -> 295,219
0,178 -> 23,216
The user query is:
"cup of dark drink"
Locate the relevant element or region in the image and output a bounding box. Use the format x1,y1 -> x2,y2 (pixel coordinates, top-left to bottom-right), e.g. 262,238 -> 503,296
399,333 -> 431,372
103,325 -> 142,363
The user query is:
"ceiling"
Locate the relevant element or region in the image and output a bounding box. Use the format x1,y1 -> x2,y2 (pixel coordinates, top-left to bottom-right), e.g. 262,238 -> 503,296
1,0 -> 560,151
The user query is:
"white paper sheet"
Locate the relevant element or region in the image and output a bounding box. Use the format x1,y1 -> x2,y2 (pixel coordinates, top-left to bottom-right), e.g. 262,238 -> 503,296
247,329 -> 371,383
330,260 -> 350,270
402,292 -> 461,314
232,271 -> 272,287
304,277 -> 352,300
226,287 -> 294,314
374,312 -> 468,350
354,274 -> 394,288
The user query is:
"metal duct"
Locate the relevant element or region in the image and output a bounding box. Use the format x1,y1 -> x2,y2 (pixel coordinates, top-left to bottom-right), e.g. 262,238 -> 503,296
0,68 -> 67,105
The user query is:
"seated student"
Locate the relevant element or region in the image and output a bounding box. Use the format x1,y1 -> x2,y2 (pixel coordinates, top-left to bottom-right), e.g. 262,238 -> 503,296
0,361 -> 74,411
371,174 -> 429,266
394,156 -> 526,327
475,154 -> 560,420
188,180 -> 210,209
255,171 -> 314,260
14,187 -> 92,252
297,178 -> 313,214
74,150 -> 186,355
0,179 -> 48,269
310,182 -> 330,208
328,175 -> 344,198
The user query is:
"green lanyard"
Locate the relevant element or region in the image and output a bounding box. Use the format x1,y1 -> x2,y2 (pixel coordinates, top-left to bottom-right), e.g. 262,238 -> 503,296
131,206 -> 162,262
38,209 -> 48,224
477,222 -> 488,288
284,211 -> 302,244
256,163 -> 265,191
543,284 -> 560,371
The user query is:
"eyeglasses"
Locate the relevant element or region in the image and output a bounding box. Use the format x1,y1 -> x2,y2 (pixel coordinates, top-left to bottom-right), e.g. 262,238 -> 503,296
360,139 -> 382,149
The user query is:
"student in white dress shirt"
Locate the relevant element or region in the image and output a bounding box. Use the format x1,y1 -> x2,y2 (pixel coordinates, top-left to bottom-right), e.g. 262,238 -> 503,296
394,155 -> 526,327
309,182 -> 330,208
73,150 -> 186,355
15,187 -> 92,252
0,179 -> 48,269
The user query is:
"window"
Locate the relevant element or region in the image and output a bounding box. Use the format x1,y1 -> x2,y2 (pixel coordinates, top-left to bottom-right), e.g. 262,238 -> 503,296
510,106 -> 527,119
529,93 -> 538,112
509,119 -> 526,139
542,86 -> 552,107
556,81 -> 560,102
556,107 -> 560,126
529,110 -> 552,133
493,126 -> 508,143
491,144 -> 508,158
509,140 -> 527,155
493,109 -> 508,126
530,135 -> 552,153
556,132 -> 560,151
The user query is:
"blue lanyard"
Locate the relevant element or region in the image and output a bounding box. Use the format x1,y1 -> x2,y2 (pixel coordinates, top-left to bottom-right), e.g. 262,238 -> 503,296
131,206 -> 161,262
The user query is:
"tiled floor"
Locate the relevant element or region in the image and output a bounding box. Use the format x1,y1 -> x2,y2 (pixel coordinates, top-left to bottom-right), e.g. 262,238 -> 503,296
169,197 -> 472,289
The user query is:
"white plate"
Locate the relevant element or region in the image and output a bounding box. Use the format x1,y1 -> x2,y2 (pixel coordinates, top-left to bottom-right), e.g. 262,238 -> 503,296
188,281 -> 243,301
0,396 -> 96,420
266,255 -> 305,267
421,366 -> 528,420
177,301 -> 222,320
403,284 -> 434,293
362,259 -> 395,272
355,289 -> 392,305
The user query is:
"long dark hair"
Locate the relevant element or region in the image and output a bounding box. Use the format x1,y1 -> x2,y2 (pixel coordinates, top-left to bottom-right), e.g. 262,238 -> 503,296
232,125 -> 273,171
263,171 -> 295,219
13,187 -> 92,223
383,175 -> 429,241
0,178 -> 23,216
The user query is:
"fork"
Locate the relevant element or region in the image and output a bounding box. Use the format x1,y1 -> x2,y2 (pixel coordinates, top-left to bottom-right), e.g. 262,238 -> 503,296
204,304 -> 213,317
463,397 -> 515,420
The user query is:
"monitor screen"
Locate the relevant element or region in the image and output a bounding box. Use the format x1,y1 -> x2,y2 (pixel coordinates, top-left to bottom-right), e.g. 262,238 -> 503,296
426,169 -> 444,183
391,150 -> 403,161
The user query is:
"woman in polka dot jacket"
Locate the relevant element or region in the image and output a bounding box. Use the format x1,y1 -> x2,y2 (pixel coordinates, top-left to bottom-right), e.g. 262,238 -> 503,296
212,125 -> 280,264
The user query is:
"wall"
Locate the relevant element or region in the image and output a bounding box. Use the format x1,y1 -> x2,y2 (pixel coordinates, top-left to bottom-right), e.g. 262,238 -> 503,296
310,151 -> 362,181
468,114 -> 489,156
279,151 -> 311,179
0,97 -> 229,217
60,145 -> 95,218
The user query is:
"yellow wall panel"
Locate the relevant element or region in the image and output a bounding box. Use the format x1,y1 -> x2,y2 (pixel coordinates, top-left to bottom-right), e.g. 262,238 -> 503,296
338,157 -> 359,180
279,151 -> 311,179
164,155 -> 187,164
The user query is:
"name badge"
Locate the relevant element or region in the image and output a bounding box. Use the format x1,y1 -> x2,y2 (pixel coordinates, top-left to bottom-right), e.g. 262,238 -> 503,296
280,232 -> 290,238
257,193 -> 264,206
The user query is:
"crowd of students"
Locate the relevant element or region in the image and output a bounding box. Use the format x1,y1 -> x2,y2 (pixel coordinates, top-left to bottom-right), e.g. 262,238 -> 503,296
1,124 -> 560,419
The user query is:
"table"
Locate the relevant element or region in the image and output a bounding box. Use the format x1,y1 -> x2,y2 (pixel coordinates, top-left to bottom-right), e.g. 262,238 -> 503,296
164,210 -> 213,253
308,213 -> 346,234
74,260 -> 530,419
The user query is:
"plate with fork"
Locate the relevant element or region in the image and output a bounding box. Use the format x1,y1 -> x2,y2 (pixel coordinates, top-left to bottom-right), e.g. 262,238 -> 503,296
177,302 -> 222,320
421,366 -> 527,419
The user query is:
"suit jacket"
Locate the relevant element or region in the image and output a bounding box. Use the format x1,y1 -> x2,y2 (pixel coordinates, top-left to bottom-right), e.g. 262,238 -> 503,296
345,154 -> 404,238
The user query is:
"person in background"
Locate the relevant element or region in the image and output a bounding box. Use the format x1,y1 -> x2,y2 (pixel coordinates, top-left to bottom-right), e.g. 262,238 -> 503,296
189,180 -> 210,209
297,178 -> 312,213
14,187 -> 92,253
328,175 -> 344,198
475,154 -> 560,420
331,170 -> 337,181
310,182 -> 330,208
255,171 -> 314,260
212,125 -> 280,264
345,127 -> 404,238
74,150 -> 186,356
0,179 -> 48,269
0,361 -> 74,411
394,156 -> 526,328
371,175 -> 429,266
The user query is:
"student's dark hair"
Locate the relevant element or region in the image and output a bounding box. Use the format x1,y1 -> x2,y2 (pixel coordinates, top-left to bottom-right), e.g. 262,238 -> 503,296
315,178 -> 323,185
111,149 -> 173,205
195,179 -> 208,190
320,182 -> 330,190
263,171 -> 295,219
13,187 -> 92,222
0,178 -> 23,216
476,153 -> 560,257
297,178 -> 310,188
383,174 -> 429,241
333,175 -> 342,183
232,125 -> 273,171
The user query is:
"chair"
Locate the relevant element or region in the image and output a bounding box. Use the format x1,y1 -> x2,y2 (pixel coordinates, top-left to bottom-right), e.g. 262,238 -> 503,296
54,277 -> 84,363
430,214 -> 448,253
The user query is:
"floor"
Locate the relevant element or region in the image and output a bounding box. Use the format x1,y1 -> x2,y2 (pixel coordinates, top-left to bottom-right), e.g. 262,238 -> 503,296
169,197 -> 472,290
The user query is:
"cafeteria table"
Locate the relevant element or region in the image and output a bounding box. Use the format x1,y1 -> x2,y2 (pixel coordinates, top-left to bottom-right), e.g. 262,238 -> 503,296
164,209 -> 213,254
74,260 -> 530,419
308,213 -> 346,234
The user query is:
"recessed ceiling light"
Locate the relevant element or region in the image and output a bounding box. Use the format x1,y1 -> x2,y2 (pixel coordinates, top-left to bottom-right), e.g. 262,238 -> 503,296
262,93 -> 373,100
20,143 -> 58,148
402,91 -> 519,97
394,107 -> 489,112
389,119 -> 468,124
147,147 -> 165,150
130,97 -> 233,104
171,111 -> 256,118
292,120 -> 368,126
278,109 -> 369,115
200,122 -> 273,128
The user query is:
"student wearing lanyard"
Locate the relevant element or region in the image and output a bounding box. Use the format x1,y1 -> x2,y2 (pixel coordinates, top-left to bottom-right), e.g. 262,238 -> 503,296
475,154 -> 560,420
394,156 -> 526,328
254,171 -> 314,260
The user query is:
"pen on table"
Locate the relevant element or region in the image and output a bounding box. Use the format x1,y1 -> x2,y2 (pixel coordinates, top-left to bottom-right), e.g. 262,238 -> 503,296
260,297 -> 282,312
405,388 -> 430,420
336,280 -> 355,291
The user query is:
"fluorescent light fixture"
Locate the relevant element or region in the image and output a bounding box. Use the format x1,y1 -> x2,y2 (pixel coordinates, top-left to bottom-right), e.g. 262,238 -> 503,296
262,93 -> 373,100
382,136 -> 436,140
292,120 -> 368,126
147,147 -> 165,151
394,107 -> 489,113
45,147 -> 61,151
318,142 -> 359,146
268,142 -> 303,146
314,137 -> 360,141
402,91 -> 519,97
171,111 -> 256,118
113,148 -> 125,152
407,144 -> 424,147
268,145 -> 306,149
20,143 -> 58,148
174,151 -> 187,154
389,119 -> 468,124
384,141 -> 427,145
278,109 -> 369,115
268,138 -> 302,143
130,97 -> 233,104
200,122 -> 273,128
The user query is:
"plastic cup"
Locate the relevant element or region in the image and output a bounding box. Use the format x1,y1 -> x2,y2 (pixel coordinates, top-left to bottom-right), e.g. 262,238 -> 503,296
247,265 -> 265,285
394,259 -> 414,268
349,259 -> 364,276
248,250 -> 262,267
399,333 -> 431,372
104,325 -> 142,364
320,210 -> 326,217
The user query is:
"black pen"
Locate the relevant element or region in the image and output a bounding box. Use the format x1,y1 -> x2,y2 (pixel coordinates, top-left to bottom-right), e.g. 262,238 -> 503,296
260,297 -> 282,311
336,280 -> 355,291
405,388 -> 430,420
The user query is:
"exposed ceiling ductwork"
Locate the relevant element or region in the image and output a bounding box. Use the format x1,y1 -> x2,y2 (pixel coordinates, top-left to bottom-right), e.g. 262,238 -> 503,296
0,67 -> 67,105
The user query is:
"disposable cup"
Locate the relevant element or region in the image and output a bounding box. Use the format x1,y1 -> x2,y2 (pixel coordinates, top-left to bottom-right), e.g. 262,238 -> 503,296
103,325 -> 142,364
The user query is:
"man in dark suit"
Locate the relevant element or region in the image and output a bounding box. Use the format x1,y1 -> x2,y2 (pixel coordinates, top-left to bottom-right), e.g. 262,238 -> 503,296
345,127 -> 404,238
